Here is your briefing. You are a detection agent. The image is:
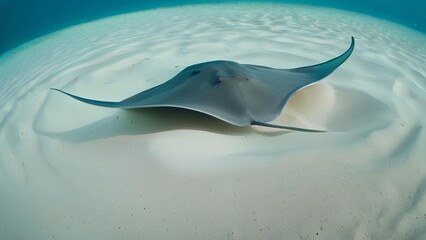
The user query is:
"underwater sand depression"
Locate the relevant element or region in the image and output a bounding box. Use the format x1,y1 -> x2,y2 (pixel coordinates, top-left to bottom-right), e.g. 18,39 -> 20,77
1,3 -> 426,240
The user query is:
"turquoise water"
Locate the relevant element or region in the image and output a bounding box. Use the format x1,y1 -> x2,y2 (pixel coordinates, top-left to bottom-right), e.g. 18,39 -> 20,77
0,0 -> 425,56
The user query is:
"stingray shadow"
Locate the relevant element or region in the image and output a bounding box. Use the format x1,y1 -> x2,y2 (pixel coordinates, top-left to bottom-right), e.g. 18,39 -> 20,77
35,107 -> 289,143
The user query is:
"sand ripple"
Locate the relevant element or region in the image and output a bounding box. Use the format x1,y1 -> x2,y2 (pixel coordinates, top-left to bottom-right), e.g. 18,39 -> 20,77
0,3 -> 425,240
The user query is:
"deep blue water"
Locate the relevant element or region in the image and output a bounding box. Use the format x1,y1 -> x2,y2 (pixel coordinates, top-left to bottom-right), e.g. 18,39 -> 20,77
0,0 -> 425,56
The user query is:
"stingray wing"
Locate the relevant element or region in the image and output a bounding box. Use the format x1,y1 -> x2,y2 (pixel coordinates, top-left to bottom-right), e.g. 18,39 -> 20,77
50,69 -> 196,109
240,36 -> 355,122
285,36 -> 355,81
50,88 -> 129,108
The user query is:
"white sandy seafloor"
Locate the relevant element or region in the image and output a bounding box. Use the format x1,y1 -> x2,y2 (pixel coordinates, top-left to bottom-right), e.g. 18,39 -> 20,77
1,3 -> 426,240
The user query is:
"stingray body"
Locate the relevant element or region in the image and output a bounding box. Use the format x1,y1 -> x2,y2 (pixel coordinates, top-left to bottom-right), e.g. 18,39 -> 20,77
52,37 -> 355,132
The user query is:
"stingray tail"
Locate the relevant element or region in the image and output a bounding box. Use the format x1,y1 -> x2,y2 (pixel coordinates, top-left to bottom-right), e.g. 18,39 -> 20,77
289,36 -> 355,81
251,121 -> 326,133
50,88 -> 125,108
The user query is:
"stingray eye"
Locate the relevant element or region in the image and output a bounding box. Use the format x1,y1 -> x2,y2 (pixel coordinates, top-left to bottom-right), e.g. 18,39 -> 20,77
191,70 -> 201,76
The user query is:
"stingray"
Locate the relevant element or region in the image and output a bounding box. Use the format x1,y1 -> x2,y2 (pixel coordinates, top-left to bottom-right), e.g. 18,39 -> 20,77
52,37 -> 355,132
